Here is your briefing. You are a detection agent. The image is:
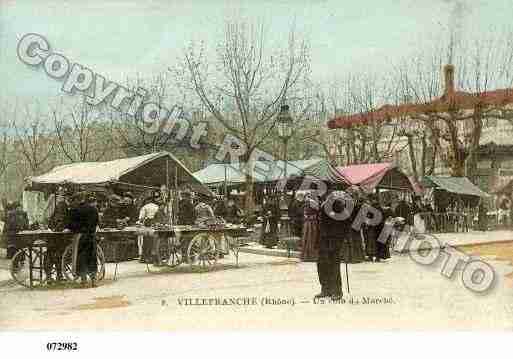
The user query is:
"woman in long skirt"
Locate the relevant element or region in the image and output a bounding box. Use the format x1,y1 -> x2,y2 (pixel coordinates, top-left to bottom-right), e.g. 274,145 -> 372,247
301,193 -> 320,262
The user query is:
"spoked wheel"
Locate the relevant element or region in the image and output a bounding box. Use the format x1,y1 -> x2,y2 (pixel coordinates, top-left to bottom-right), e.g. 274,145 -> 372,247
168,237 -> 183,267
147,236 -> 183,272
10,249 -> 32,288
61,243 -> 106,281
187,233 -> 218,270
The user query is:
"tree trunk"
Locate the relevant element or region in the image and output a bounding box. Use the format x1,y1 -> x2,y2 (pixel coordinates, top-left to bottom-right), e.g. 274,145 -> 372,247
407,135 -> 419,180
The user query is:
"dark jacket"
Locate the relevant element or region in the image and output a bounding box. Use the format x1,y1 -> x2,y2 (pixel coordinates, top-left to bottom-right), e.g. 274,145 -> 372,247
320,196 -> 352,240
68,203 -> 99,236
178,199 -> 195,225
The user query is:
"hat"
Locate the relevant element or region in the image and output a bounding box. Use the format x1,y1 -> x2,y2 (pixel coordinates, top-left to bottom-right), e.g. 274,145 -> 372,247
125,192 -> 134,199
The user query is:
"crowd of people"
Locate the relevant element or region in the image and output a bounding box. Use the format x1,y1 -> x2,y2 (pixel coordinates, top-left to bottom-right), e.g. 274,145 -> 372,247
283,186 -> 432,300
3,180 -> 483,295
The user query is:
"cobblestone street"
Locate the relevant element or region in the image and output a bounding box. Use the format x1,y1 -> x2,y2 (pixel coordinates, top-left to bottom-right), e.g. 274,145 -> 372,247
1,243 -> 513,330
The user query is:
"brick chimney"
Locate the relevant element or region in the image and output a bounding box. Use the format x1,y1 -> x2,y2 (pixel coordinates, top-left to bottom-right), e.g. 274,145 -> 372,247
444,64 -> 455,98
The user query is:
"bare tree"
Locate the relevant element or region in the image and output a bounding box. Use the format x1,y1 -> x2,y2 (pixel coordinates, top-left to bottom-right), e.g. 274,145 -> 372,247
112,73 -> 192,156
322,74 -> 401,166
53,97 -> 114,162
12,101 -> 56,177
174,18 -> 311,209
394,30 -> 513,179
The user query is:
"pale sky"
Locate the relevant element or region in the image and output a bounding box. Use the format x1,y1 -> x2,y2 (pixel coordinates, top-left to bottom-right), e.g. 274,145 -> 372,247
1,0 -> 512,108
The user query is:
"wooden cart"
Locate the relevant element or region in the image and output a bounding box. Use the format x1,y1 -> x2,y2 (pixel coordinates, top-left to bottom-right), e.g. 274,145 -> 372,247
10,224 -> 248,288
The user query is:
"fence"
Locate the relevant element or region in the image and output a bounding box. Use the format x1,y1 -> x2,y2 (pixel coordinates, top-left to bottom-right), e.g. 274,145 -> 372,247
420,212 -> 474,233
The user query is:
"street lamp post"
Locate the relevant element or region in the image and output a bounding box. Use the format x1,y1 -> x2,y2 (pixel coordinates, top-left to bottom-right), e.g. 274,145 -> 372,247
277,104 -> 293,182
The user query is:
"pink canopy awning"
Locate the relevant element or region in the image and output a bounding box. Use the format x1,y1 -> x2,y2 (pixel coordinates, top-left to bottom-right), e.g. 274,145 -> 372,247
336,163 -> 413,193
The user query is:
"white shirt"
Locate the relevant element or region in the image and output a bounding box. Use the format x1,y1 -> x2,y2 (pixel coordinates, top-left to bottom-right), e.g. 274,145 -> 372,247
139,203 -> 160,221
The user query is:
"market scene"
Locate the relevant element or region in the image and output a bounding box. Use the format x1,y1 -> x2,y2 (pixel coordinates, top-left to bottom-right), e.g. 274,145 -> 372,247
1,0 -> 513,331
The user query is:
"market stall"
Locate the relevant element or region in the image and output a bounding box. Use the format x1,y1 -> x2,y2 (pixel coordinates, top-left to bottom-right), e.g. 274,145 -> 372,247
420,175 -> 489,232
336,162 -> 413,193
10,152 -> 250,289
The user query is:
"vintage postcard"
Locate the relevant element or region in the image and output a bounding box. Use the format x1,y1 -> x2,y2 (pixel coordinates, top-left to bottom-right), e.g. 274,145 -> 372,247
1,0 -> 513,349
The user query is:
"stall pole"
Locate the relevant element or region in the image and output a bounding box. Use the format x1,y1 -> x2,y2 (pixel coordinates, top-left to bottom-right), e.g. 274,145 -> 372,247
224,164 -> 228,200
166,158 -> 170,225
174,165 -> 178,224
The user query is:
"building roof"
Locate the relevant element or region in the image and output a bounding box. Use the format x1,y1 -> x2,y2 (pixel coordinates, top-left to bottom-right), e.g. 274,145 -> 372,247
328,65 -> 513,129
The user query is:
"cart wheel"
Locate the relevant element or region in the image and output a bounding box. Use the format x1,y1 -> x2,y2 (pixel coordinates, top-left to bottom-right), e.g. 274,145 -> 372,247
10,249 -> 31,288
61,243 -> 106,281
148,236 -> 182,271
168,237 -> 183,268
187,233 -> 218,270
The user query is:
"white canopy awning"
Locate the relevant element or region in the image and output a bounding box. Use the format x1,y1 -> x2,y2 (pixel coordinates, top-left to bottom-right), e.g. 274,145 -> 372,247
27,151 -> 212,196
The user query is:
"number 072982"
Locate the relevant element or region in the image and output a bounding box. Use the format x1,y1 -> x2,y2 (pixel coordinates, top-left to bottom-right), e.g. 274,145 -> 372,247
46,342 -> 78,351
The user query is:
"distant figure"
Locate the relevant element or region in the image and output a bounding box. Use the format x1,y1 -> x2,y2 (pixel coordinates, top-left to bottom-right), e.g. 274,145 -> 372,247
119,192 -> 138,225
4,201 -> 29,259
101,194 -> 121,228
478,201 -> 488,231
194,194 -> 216,225
288,192 -> 305,238
362,194 -> 380,262
300,192 -> 320,262
341,186 -> 365,264
395,199 -> 413,227
225,197 -> 243,224
260,195 -> 280,248
213,197 -> 227,219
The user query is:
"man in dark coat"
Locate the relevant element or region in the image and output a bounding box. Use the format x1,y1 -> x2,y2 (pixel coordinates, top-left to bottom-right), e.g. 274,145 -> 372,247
68,192 -> 99,287
316,191 -> 352,300
177,190 -> 195,225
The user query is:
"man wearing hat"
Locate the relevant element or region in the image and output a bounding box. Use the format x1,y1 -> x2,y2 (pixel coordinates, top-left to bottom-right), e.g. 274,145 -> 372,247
68,192 -> 99,287
317,190 -> 352,299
